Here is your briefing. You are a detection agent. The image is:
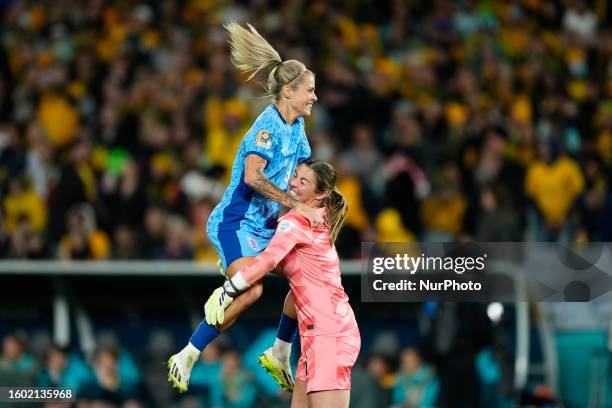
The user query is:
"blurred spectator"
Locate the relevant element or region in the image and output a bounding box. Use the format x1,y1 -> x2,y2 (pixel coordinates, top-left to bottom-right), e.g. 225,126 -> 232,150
341,123 -> 385,214
3,174 -> 48,258
383,152 -> 429,235
3,176 -> 46,234
78,346 -> 144,408
25,122 -> 53,199
37,344 -> 93,393
140,207 -> 167,259
48,136 -> 95,244
464,186 -> 522,241
576,155 -> 612,241
215,349 -> 257,408
348,363 -> 380,408
391,347 -> 439,408
335,160 -> 371,258
0,123 -> 26,185
376,208 -> 416,243
99,158 -> 147,233
476,347 -> 503,408
0,331 -> 37,387
6,217 -> 47,259
111,225 -> 139,259
366,353 -> 396,408
420,162 -> 467,242
58,204 -> 110,260
563,0 -> 597,43
525,138 -> 584,241
422,303 -> 493,408
96,332 -> 141,390
156,215 -> 193,260
190,200 -> 220,262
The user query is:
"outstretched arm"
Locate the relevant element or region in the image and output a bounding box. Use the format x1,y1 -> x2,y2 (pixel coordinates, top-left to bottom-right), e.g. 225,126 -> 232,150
205,215 -> 311,325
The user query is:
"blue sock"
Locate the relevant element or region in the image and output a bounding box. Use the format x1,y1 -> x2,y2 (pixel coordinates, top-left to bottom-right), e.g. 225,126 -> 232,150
189,320 -> 220,351
276,313 -> 298,343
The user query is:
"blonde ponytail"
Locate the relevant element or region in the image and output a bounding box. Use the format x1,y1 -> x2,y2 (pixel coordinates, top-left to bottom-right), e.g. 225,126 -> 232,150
326,188 -> 348,243
224,22 -> 281,82
224,22 -> 312,99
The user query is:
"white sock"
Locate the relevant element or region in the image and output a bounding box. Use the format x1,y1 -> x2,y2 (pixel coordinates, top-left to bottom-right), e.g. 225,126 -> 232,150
272,338 -> 292,360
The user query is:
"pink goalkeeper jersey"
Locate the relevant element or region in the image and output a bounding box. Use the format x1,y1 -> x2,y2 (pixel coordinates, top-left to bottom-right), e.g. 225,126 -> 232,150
239,208 -> 357,337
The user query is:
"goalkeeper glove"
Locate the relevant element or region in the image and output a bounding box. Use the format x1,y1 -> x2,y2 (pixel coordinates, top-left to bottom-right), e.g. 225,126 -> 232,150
204,279 -> 240,326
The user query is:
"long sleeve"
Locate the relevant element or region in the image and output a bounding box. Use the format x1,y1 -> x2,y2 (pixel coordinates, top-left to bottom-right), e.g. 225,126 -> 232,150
239,213 -> 312,285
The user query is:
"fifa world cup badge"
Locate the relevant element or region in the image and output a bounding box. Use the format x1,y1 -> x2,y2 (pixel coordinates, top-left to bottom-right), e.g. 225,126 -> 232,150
256,130 -> 272,149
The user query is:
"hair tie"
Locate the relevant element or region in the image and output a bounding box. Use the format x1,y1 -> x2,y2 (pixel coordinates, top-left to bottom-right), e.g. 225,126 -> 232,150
275,61 -> 283,68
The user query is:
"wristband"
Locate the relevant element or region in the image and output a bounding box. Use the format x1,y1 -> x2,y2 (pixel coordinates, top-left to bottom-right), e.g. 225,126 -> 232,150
223,279 -> 240,298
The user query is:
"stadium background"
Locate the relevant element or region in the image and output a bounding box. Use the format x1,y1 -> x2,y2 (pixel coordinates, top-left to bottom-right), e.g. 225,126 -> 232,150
1,0 -> 612,406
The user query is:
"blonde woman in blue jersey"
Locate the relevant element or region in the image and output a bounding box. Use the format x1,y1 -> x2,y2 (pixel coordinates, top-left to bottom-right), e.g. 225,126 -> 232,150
168,22 -> 322,393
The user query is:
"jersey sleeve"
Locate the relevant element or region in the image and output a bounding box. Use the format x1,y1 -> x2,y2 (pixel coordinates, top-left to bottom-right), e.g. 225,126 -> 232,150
297,128 -> 311,163
240,213 -> 312,285
244,115 -> 279,163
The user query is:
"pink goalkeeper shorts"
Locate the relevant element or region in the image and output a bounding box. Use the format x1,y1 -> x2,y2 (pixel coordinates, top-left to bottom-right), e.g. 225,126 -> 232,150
296,328 -> 361,393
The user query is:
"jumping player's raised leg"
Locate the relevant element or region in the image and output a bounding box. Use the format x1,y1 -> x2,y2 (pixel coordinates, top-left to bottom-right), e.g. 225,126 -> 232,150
217,256 -> 263,329
168,256 -> 264,392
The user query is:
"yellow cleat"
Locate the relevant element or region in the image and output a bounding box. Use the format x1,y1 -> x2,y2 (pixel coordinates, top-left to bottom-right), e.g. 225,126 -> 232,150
167,355 -> 190,393
258,348 -> 294,392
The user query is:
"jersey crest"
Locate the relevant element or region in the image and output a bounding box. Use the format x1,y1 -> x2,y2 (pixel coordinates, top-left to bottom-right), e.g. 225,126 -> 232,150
278,220 -> 294,232
256,130 -> 272,149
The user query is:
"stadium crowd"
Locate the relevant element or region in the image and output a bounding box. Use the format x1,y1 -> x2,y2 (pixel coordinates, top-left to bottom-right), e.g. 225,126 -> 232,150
2,325 -> 503,408
1,0 -> 611,260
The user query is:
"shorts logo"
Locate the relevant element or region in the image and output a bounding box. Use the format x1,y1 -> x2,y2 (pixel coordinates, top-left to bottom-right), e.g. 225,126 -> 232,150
278,220 -> 294,232
246,236 -> 260,251
256,130 -> 272,149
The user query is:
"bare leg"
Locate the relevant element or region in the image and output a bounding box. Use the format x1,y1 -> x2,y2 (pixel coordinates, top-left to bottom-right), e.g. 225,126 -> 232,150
308,390 -> 350,408
283,291 -> 297,319
218,256 -> 262,330
291,380 -> 308,408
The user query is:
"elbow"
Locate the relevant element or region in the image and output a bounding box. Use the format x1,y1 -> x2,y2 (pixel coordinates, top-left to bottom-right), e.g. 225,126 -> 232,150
244,171 -> 257,188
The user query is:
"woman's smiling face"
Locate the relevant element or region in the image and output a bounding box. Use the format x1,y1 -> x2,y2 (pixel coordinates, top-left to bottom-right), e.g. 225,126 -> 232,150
289,164 -> 326,207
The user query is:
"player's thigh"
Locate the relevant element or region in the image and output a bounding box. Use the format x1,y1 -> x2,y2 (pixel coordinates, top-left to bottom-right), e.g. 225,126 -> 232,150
225,257 -> 264,304
226,256 -> 256,277
212,229 -> 269,271
308,389 -> 350,408
291,380 -> 308,408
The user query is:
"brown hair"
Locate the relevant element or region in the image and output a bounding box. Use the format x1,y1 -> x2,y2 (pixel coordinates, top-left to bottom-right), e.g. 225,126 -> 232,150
304,160 -> 348,243
224,22 -> 313,99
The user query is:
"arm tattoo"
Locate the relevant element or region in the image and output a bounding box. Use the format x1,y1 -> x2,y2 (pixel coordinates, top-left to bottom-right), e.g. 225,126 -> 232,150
247,154 -> 297,208
251,168 -> 297,208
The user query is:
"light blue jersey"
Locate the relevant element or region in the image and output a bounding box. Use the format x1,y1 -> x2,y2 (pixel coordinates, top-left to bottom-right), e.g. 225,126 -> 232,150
207,104 -> 311,242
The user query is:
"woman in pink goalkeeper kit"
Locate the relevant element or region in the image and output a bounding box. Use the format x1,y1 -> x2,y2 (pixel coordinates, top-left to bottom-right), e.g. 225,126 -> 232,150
205,160 -> 360,408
